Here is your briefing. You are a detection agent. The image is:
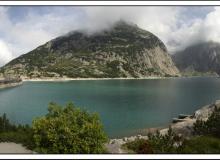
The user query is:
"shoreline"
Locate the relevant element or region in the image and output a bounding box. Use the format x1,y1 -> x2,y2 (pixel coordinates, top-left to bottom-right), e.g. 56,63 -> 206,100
0,82 -> 23,89
106,100 -> 220,153
22,76 -> 177,82
21,75 -> 220,82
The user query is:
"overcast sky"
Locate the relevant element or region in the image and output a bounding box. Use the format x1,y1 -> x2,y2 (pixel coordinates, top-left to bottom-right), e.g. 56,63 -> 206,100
0,6 -> 219,66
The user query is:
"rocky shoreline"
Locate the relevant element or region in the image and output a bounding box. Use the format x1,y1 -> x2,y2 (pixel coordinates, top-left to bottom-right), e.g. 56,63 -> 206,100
106,100 -> 220,153
0,78 -> 23,89
21,76 -> 171,82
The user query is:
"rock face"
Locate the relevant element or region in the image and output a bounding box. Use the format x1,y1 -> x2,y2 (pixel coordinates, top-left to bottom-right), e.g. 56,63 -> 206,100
160,100 -> 220,138
194,100 -> 220,121
172,41 -> 220,75
0,21 -> 180,79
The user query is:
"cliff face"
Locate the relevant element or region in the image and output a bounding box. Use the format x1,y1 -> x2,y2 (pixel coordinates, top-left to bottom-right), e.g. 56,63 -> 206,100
0,21 -> 180,79
172,42 -> 220,76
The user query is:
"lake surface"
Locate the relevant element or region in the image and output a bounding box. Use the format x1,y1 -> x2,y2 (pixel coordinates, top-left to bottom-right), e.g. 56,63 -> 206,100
0,77 -> 220,138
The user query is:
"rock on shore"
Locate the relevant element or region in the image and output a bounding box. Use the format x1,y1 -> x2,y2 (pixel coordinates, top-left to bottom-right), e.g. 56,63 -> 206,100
106,100 -> 220,153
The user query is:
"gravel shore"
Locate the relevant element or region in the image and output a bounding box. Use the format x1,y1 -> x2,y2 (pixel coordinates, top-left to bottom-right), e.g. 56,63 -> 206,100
0,143 -> 33,154
22,76 -> 169,82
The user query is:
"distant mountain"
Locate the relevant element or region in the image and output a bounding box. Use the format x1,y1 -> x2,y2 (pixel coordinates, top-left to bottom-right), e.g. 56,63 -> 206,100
0,21 -> 180,79
172,41 -> 220,76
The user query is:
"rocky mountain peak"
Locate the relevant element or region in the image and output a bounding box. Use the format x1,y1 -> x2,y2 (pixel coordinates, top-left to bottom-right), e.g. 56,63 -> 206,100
0,21 -> 180,79
172,41 -> 220,75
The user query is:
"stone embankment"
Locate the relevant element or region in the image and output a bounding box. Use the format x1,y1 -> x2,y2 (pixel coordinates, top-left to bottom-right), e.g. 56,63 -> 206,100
106,100 -> 220,153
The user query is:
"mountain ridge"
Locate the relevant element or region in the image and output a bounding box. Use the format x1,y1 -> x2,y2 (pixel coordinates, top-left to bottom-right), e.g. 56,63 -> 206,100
0,21 -> 180,79
172,41 -> 220,76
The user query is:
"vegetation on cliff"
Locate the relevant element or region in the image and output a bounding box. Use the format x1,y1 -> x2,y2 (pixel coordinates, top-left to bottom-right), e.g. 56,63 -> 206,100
0,21 -> 179,79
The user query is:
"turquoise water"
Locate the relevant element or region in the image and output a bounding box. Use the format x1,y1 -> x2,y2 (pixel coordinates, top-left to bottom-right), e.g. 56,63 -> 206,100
0,77 -> 220,138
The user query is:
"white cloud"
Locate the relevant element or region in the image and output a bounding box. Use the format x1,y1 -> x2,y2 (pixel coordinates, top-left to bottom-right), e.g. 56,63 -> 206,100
164,7 -> 220,52
1,6 -> 220,66
83,6 -> 179,39
0,40 -> 13,66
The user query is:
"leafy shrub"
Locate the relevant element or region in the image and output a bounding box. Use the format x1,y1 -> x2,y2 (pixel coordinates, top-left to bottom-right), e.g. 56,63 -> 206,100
194,107 -> 220,138
178,136 -> 220,153
164,74 -> 172,77
147,127 -> 181,153
123,127 -> 181,154
32,102 -> 108,154
106,60 -> 122,77
123,138 -> 153,154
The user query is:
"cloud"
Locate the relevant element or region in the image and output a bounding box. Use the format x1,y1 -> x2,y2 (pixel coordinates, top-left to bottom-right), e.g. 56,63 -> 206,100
0,40 -> 13,66
82,6 -> 215,53
82,7 -> 179,38
0,6 -> 219,66
165,7 -> 220,52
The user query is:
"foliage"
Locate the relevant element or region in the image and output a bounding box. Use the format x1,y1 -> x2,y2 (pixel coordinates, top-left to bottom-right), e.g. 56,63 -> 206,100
147,127 -> 181,153
0,113 -> 15,132
123,138 -> 153,154
106,60 -> 127,78
146,68 -> 161,75
123,127 -> 181,154
193,107 -> 220,138
182,71 -> 218,77
178,107 -> 220,153
0,113 -> 34,150
178,136 -> 220,153
32,102 -> 108,154
1,21 -> 176,79
0,130 -> 34,150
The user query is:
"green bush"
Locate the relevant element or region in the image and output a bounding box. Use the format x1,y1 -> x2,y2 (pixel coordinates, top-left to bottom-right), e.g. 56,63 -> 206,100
178,136 -> 220,153
147,127 -> 181,153
32,102 -> 108,153
194,107 -> 220,138
123,127 -> 181,154
123,138 -> 153,154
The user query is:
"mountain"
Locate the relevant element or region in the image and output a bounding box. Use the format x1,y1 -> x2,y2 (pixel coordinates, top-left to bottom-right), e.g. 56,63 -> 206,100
0,21 -> 180,79
172,41 -> 220,76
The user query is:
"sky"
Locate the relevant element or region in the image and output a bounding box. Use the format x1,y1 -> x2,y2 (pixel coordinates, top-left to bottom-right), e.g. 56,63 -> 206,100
0,6 -> 219,66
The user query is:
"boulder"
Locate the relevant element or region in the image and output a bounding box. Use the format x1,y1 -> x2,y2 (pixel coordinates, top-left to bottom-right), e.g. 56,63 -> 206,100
194,103 -> 218,121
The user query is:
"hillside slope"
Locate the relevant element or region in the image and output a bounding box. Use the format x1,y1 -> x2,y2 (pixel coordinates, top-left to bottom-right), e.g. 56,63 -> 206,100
0,21 -> 180,79
172,42 -> 220,76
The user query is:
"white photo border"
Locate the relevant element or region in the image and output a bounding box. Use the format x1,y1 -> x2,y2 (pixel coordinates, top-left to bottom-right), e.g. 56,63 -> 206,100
0,1 -> 219,159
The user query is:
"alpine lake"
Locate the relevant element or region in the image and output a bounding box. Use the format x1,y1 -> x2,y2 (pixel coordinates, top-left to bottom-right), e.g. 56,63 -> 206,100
0,77 -> 220,138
